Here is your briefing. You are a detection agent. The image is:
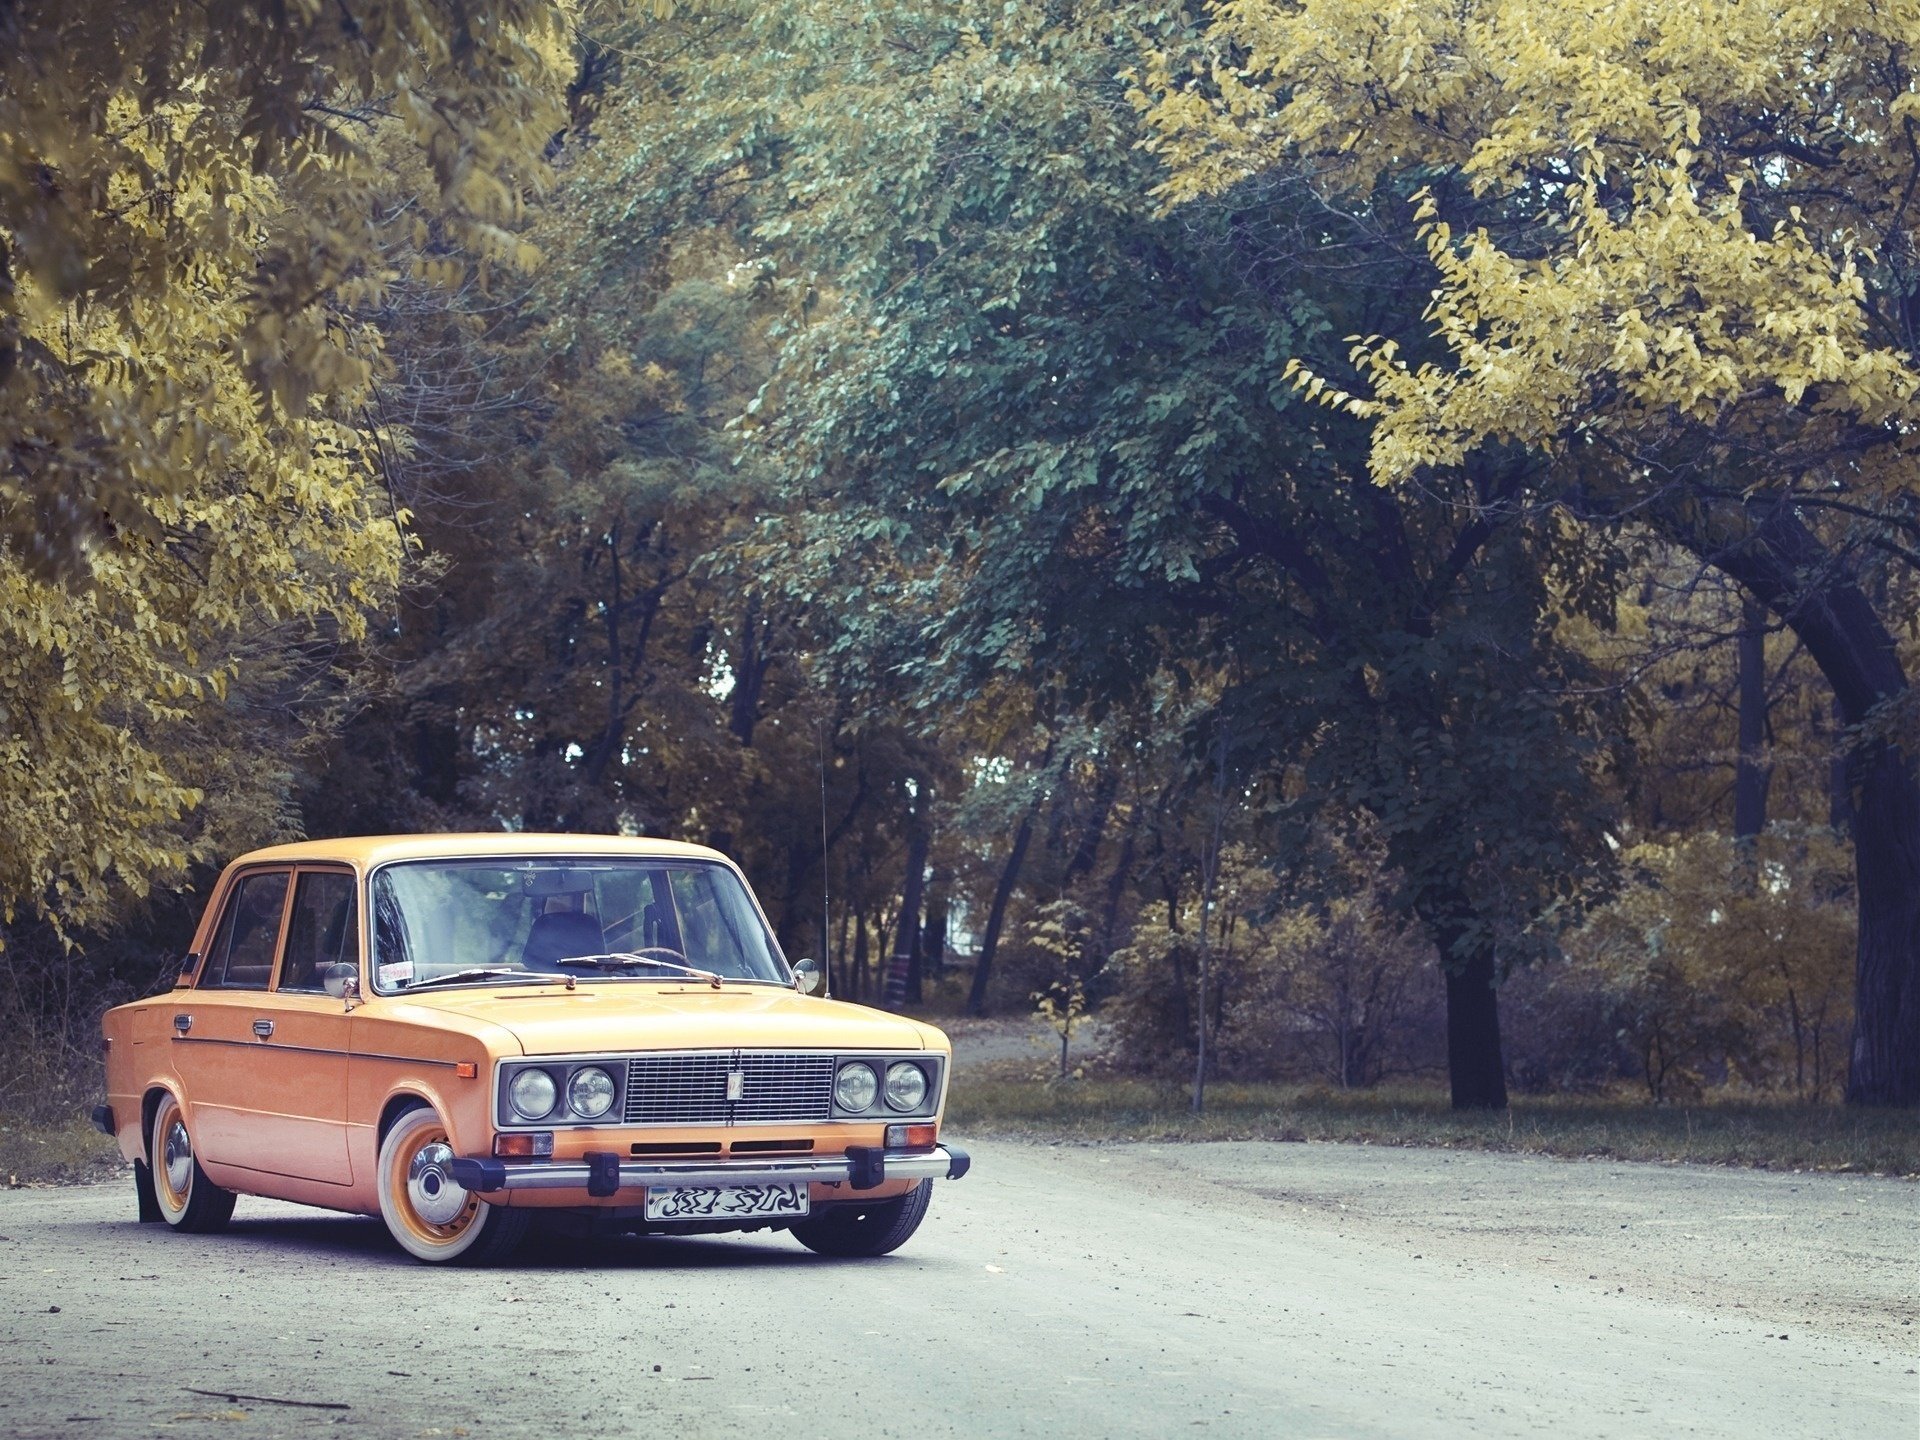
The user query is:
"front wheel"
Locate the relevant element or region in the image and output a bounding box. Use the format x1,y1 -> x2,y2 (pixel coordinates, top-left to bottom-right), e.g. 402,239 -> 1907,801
148,1093 -> 235,1234
790,1180 -> 932,1257
376,1107 -> 529,1265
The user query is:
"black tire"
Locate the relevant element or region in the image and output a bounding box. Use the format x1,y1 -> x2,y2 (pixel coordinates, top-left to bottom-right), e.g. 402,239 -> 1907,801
133,1159 -> 163,1223
148,1093 -> 237,1234
790,1180 -> 932,1257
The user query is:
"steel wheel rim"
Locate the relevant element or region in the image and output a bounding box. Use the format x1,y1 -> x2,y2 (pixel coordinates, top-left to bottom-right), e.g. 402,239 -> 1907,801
405,1141 -> 470,1226
154,1101 -> 191,1209
389,1123 -> 479,1245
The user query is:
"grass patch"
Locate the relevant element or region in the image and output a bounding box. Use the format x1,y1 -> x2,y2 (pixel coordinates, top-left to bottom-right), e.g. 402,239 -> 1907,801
0,1116 -> 123,1188
948,1069 -> 1920,1176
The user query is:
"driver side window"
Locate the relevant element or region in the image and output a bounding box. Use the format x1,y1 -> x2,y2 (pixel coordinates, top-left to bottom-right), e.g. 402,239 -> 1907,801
279,871 -> 359,992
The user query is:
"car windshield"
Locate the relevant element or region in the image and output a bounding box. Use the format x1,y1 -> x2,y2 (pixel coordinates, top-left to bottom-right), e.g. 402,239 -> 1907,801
368,859 -> 788,993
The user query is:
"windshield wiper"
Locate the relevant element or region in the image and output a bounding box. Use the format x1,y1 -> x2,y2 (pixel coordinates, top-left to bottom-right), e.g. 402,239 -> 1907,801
404,967 -> 569,992
554,951 -> 724,988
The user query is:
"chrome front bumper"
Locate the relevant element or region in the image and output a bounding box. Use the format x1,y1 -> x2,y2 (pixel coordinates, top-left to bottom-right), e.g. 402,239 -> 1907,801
446,1143 -> 971,1197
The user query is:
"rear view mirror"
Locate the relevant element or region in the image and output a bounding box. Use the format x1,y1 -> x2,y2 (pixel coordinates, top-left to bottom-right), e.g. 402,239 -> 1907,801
791,958 -> 823,995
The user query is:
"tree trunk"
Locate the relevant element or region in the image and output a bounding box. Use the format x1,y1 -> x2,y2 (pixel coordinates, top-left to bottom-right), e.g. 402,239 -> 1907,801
1733,597 -> 1771,840
1683,503 -> 1920,1105
1416,889 -> 1508,1110
890,822 -> 930,1007
967,809 -> 1035,1016
1828,700 -> 1855,833
921,881 -> 948,977
852,914 -> 869,1001
1065,768 -> 1119,883
728,601 -> 773,747
1094,809 -> 1138,965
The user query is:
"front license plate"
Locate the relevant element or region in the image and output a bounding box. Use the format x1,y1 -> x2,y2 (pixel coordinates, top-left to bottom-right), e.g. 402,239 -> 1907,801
643,1182 -> 810,1221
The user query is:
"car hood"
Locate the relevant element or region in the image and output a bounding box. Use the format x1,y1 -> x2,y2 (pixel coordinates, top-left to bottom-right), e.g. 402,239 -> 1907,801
393,984 -> 942,1057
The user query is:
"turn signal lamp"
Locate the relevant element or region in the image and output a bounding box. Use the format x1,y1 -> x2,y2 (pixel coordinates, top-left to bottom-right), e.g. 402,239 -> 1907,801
494,1132 -> 555,1158
455,1062 -> 478,1079
885,1124 -> 937,1151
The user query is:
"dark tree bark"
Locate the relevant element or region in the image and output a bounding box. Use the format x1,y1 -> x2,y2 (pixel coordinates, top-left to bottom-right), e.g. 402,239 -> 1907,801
967,809 -> 1035,1016
892,821 -> 931,1007
1827,699 -> 1855,833
411,717 -> 461,807
852,914 -> 869,1001
921,880 -> 948,977
1682,503 -> 1920,1106
1733,596 -> 1772,840
834,903 -> 852,997
1064,768 -> 1120,883
1416,889 -> 1509,1110
1094,807 -> 1139,967
727,600 -> 775,747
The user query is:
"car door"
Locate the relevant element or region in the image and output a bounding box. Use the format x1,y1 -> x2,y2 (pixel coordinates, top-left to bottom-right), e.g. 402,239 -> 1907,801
177,867 -> 292,1170
240,866 -> 357,1185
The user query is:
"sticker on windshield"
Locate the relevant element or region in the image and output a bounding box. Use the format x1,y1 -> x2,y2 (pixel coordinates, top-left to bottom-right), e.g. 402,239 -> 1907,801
378,961 -> 415,987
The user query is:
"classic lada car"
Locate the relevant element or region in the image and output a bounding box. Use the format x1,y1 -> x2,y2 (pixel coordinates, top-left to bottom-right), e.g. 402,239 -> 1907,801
96,834 -> 969,1264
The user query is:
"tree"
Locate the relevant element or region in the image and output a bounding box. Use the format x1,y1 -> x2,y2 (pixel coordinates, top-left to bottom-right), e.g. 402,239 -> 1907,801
1143,0 -> 1920,1103
1,0 -> 571,575
297,20 -> 951,969
606,0 -> 1628,1105
0,0 -> 575,932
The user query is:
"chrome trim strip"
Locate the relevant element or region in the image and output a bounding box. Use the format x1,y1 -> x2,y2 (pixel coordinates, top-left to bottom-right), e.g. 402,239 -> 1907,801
167,1035 -> 459,1067
448,1145 -> 967,1193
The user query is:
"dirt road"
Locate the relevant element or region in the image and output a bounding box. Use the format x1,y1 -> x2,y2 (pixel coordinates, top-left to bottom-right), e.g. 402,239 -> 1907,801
0,1140 -> 1912,1438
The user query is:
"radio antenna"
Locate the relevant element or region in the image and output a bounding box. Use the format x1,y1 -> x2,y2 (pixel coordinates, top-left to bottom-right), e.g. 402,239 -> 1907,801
817,720 -> 833,998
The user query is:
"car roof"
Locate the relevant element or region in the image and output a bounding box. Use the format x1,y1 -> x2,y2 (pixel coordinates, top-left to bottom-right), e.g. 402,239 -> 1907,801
229,833 -> 730,870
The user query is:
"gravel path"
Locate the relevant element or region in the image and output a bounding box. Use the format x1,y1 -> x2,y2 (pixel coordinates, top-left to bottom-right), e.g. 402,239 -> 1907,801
0,1140 -> 1911,1438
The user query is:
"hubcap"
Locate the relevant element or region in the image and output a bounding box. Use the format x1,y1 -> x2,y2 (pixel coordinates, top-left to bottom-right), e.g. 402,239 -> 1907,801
405,1141 -> 468,1225
163,1119 -> 193,1196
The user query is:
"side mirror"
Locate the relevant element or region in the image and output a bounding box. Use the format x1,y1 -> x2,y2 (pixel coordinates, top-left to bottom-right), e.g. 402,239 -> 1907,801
791,958 -> 823,995
323,963 -> 360,1000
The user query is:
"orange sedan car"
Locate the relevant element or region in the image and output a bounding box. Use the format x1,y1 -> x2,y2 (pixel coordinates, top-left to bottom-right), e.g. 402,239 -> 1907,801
96,835 -> 969,1264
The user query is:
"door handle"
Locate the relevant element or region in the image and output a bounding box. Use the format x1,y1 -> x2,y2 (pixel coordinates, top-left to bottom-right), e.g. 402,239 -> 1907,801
172,1014 -> 193,1036
252,1018 -> 275,1039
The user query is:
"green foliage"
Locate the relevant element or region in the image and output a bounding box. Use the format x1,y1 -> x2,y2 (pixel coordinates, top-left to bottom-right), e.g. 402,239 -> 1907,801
597,0 -> 1632,988
1106,844 -> 1437,1085
0,0 -> 1885,1120
1,0 -> 572,574
0,0 -> 576,933
1555,827 -> 1856,1100
945,1078 -> 1920,1175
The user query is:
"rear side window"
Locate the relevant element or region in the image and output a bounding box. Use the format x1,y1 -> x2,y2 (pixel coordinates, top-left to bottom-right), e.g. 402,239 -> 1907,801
202,872 -> 290,990
279,871 -> 359,992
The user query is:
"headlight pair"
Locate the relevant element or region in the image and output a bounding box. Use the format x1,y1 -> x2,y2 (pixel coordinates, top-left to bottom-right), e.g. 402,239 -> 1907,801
834,1060 -> 929,1113
508,1065 -> 615,1121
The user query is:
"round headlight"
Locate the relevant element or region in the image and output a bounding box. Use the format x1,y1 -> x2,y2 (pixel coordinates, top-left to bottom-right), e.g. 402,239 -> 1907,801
885,1061 -> 928,1111
508,1068 -> 557,1120
834,1062 -> 878,1112
567,1066 -> 616,1119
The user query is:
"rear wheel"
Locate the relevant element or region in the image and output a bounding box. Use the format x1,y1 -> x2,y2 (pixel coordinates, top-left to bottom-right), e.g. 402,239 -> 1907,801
790,1180 -> 932,1257
376,1106 -> 529,1265
147,1093 -> 236,1234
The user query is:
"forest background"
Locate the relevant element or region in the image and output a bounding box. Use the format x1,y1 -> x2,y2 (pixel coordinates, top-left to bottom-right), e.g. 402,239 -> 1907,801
4,0 -> 1918,1149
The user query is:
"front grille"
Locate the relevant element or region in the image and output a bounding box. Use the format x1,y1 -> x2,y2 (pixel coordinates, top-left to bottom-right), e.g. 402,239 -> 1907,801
735,1052 -> 836,1123
622,1051 -> 836,1126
